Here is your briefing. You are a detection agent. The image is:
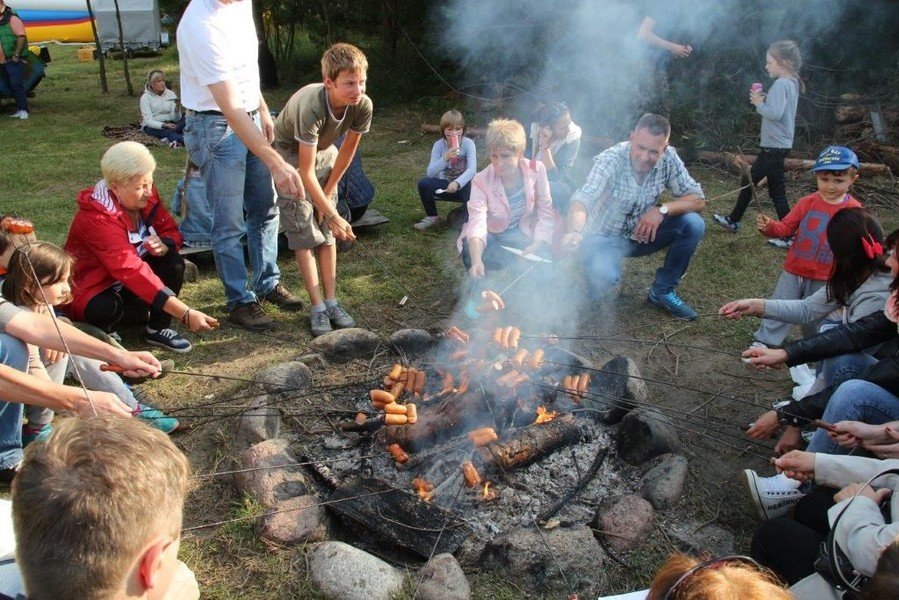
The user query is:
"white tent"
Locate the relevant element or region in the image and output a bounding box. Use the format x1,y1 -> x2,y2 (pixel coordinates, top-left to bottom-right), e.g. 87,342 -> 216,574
92,0 -> 164,51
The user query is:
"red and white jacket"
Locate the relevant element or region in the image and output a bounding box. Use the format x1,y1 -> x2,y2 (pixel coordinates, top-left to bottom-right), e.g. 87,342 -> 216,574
63,180 -> 183,321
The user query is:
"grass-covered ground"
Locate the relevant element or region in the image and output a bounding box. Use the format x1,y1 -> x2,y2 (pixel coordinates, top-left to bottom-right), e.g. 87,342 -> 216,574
2,46 -> 898,598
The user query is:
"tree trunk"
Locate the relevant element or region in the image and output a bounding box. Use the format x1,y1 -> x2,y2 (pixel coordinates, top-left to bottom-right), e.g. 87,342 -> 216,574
84,0 -> 107,93
110,0 -> 133,96
698,150 -> 893,178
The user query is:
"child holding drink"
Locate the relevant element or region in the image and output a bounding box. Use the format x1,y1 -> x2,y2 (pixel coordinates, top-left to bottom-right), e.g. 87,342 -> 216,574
714,40 -> 802,247
414,109 -> 477,230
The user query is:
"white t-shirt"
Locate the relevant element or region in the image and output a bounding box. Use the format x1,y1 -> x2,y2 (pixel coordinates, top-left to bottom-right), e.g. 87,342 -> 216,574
176,0 -> 261,113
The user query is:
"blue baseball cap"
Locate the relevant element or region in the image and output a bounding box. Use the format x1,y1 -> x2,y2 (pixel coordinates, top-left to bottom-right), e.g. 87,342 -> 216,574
811,146 -> 860,171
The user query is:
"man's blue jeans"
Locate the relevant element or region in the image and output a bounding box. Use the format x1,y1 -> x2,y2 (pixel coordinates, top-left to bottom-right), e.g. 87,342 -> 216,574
0,332 -> 29,470
580,212 -> 705,299
184,112 -> 280,310
807,379 -> 899,454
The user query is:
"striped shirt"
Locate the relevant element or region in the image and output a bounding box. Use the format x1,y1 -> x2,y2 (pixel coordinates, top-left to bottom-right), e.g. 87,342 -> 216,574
572,142 -> 704,238
506,185 -> 526,228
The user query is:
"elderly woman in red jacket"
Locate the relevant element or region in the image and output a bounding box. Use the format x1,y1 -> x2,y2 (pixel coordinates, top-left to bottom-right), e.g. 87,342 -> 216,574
64,142 -> 217,352
456,118 -> 555,279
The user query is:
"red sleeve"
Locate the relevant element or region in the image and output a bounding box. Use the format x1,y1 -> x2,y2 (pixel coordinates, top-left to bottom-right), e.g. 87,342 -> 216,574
148,189 -> 183,250
78,212 -> 172,307
763,194 -> 812,238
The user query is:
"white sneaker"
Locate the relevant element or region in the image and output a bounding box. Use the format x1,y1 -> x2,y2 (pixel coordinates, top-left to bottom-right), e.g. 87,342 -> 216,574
767,237 -> 792,249
743,470 -> 805,520
14,110 -> 28,120
413,216 -> 440,230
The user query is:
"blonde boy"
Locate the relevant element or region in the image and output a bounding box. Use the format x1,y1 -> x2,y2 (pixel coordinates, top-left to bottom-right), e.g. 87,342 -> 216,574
273,43 -> 372,337
11,416 -> 197,599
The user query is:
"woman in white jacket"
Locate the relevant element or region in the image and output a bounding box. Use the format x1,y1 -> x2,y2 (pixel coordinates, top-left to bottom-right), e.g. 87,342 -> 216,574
140,69 -> 184,147
751,449 -> 899,599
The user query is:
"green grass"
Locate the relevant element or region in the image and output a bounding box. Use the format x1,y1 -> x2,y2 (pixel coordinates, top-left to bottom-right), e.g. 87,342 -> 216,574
3,46 -> 899,599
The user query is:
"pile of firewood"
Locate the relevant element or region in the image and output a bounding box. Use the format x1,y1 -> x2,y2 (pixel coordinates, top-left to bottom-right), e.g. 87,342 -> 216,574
836,96 -> 899,176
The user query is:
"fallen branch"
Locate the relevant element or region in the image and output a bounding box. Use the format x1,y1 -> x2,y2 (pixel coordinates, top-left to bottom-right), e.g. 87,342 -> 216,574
698,150 -> 893,178
537,444 -> 609,524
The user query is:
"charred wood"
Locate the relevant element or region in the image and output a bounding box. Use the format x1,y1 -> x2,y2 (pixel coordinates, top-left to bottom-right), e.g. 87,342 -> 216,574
326,476 -> 471,558
385,391 -> 492,453
477,414 -> 582,472
537,446 -> 609,524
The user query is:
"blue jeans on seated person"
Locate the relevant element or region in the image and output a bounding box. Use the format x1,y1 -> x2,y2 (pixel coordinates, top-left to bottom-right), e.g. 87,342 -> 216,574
0,332 -> 29,470
143,115 -> 186,145
580,212 -> 705,300
184,112 -> 280,310
806,379 -> 899,454
417,177 -> 471,218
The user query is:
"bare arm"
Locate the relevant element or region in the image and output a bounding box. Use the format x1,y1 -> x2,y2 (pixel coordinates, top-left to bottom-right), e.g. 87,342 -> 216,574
5,311 -> 160,376
208,81 -> 302,197
322,131 -> 362,199
297,143 -> 355,241
0,364 -> 132,417
561,200 -> 588,248
637,17 -> 692,58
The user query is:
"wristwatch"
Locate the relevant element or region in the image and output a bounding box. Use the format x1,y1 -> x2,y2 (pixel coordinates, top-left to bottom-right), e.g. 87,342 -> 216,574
772,399 -> 794,426
658,204 -> 669,216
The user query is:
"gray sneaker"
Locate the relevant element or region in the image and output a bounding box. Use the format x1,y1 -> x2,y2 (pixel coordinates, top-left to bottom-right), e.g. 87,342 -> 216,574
310,310 -> 332,337
327,303 -> 356,329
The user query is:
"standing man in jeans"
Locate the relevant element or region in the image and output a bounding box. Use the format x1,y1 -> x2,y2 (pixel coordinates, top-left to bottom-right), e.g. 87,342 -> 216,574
178,0 -> 304,331
562,113 -> 706,320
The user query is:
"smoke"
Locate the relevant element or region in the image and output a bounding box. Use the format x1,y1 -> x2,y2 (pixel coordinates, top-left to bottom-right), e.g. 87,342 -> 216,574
432,0 -> 859,138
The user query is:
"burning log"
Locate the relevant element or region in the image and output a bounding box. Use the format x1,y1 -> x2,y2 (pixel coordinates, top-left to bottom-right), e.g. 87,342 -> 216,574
327,477 -> 471,558
385,391 -> 491,452
477,414 -> 582,472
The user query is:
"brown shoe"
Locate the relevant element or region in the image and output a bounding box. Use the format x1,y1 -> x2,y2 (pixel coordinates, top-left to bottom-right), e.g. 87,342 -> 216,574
260,283 -> 304,311
228,302 -> 276,331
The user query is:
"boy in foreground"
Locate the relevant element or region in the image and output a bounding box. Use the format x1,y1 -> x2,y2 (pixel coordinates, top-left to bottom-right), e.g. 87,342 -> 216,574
272,43 -> 372,336
10,416 -> 198,599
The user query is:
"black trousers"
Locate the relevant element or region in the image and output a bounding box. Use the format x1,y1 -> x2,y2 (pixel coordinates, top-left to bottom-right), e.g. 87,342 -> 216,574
750,486 -> 836,585
728,147 -> 791,223
83,251 -> 185,332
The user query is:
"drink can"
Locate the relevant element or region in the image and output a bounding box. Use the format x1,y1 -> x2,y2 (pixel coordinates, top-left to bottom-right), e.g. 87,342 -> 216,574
751,82 -> 763,94
450,134 -> 459,149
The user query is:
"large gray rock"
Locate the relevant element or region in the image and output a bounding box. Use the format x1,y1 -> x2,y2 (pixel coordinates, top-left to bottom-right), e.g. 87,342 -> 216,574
586,355 -> 647,424
667,521 -> 735,557
480,525 -> 604,594
616,408 -> 681,465
255,495 -> 328,545
388,328 -> 434,358
415,553 -> 470,600
233,439 -> 307,507
234,394 -> 280,451
640,454 -> 689,510
593,494 -> 655,553
309,541 -> 405,600
254,362 -> 313,396
308,328 -> 381,363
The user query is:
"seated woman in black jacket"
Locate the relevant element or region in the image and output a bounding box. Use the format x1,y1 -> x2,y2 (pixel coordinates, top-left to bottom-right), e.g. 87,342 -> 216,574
738,236 -> 899,520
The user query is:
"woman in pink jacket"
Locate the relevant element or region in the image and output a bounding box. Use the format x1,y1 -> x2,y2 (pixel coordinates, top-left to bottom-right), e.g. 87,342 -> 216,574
457,118 -> 555,279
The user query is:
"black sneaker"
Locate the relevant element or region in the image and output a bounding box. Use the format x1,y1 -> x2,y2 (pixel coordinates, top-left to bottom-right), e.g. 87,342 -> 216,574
260,283 -> 304,311
228,302 -> 276,331
145,328 -> 193,353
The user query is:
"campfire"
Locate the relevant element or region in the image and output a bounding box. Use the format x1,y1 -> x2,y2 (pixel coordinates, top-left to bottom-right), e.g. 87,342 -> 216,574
273,286 -> 653,585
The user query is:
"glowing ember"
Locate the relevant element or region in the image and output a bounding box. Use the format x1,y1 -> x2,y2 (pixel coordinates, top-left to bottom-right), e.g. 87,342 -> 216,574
412,477 -> 435,503
481,481 -> 497,501
534,406 -> 558,424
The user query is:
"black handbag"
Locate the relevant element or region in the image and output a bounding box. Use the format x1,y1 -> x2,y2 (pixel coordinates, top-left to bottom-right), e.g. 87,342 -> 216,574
813,467 -> 899,599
